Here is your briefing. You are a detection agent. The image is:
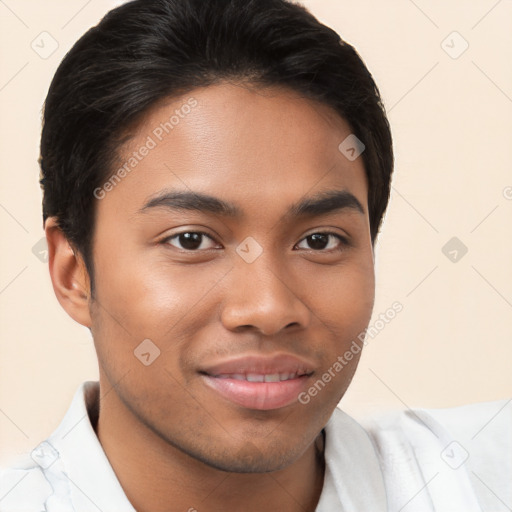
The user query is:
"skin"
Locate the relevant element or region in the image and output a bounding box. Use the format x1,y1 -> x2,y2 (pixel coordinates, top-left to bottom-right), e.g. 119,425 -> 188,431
46,82 -> 375,512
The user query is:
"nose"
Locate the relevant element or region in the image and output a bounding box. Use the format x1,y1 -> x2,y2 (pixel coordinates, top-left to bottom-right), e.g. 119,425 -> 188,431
220,256 -> 312,336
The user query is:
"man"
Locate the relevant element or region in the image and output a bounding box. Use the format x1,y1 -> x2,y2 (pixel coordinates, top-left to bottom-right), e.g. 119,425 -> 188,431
0,0 -> 510,510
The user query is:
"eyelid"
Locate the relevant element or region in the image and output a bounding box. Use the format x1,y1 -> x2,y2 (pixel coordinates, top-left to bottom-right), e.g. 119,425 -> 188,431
301,227 -> 350,242
294,231 -> 351,251
161,229 -> 221,250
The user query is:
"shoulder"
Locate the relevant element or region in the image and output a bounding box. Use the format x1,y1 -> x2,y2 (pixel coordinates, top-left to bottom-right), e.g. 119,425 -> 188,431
363,398 -> 512,465
0,381 -> 94,511
0,454 -> 53,511
361,398 -> 512,512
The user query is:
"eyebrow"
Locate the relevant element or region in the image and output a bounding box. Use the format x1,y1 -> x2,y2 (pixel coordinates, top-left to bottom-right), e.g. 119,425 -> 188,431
139,188 -> 365,220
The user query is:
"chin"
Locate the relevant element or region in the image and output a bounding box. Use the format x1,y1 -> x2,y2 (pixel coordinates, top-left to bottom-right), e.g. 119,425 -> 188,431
182,439 -> 305,474
204,452 -> 296,474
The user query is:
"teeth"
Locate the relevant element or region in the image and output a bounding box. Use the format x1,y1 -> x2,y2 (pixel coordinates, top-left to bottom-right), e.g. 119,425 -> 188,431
246,373 -> 265,382
217,372 -> 302,382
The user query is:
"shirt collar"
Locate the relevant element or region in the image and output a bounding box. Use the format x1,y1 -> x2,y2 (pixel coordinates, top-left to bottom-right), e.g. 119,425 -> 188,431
318,406 -> 388,511
48,381 -> 136,511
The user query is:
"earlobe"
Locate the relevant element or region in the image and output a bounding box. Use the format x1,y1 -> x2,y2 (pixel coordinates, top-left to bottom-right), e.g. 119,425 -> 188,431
45,217 -> 92,327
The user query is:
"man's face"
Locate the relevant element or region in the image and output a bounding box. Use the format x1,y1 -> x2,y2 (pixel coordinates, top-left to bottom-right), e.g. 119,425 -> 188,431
89,82 -> 375,472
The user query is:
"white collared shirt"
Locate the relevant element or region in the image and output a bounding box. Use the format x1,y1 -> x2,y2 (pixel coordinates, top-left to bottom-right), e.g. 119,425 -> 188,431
1,381 -> 510,511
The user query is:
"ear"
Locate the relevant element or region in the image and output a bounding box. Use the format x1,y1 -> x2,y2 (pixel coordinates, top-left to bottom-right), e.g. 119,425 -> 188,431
45,217 -> 92,327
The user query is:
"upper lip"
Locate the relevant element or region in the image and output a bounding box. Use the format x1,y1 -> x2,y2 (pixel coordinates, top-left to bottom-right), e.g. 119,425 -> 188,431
200,353 -> 316,377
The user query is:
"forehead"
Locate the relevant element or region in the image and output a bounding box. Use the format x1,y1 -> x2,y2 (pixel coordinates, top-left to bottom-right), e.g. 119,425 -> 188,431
97,82 -> 369,221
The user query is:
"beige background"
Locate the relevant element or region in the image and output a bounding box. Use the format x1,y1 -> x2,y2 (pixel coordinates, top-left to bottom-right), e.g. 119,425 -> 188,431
1,0 -> 511,466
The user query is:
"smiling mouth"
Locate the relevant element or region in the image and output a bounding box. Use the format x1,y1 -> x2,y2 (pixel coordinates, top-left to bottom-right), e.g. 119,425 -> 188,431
200,369 -> 314,410
199,353 -> 316,410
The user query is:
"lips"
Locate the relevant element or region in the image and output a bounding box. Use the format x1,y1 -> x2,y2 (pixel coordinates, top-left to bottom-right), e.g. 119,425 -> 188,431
200,354 -> 315,411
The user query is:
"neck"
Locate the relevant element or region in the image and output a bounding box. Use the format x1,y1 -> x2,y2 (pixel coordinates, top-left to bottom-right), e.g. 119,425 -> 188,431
95,380 -> 326,512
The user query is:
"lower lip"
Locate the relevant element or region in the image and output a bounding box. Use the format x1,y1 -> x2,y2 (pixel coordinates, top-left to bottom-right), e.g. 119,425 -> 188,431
201,375 -> 310,411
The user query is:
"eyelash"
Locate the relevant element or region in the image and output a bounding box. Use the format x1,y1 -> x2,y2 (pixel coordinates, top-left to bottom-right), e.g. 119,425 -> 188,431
160,230 -> 350,253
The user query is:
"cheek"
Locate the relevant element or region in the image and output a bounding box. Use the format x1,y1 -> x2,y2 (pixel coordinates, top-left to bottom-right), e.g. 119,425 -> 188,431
91,240 -> 217,337
315,254 -> 375,332
307,255 -> 375,389
342,265 -> 375,330
296,273 -> 373,419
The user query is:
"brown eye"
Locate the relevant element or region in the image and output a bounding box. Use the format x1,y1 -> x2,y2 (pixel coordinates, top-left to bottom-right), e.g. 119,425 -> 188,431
296,232 -> 348,251
163,231 -> 219,251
